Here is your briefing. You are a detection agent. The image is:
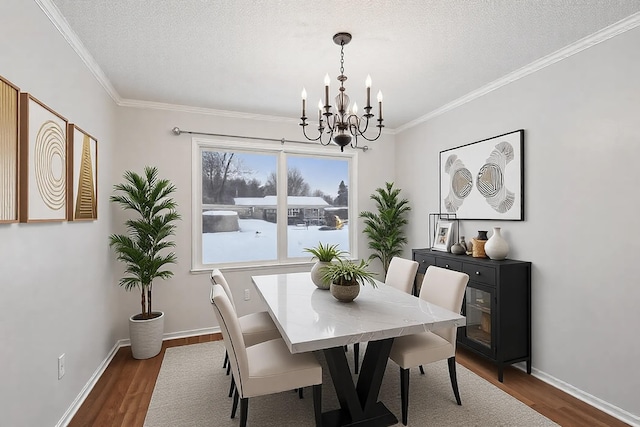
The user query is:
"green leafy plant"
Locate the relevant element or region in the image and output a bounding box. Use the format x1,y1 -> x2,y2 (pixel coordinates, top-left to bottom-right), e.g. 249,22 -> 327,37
304,242 -> 346,262
321,258 -> 378,288
360,182 -> 411,274
109,166 -> 181,320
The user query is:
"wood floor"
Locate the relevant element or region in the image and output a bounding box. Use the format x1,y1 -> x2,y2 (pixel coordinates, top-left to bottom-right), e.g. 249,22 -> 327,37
69,334 -> 629,427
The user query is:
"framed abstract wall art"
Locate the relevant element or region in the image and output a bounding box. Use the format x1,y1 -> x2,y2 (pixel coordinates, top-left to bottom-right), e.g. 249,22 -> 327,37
439,129 -> 524,221
19,93 -> 68,222
67,124 -> 98,220
0,75 -> 20,223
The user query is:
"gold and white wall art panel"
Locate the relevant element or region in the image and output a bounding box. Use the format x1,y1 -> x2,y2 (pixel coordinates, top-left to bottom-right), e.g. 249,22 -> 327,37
68,124 -> 97,221
19,94 -> 68,222
0,76 -> 20,223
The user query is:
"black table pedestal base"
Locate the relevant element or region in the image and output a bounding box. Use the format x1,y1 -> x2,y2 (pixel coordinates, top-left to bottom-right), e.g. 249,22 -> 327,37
322,402 -> 397,427
322,338 -> 398,427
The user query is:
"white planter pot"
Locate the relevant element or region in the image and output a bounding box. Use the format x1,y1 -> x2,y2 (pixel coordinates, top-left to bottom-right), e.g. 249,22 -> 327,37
129,311 -> 165,359
310,261 -> 331,290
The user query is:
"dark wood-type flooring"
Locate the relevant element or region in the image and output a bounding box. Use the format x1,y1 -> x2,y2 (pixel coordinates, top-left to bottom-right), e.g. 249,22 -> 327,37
68,334 -> 628,427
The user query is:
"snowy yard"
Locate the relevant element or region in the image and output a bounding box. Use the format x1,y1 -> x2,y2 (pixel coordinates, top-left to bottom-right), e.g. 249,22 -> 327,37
202,219 -> 349,264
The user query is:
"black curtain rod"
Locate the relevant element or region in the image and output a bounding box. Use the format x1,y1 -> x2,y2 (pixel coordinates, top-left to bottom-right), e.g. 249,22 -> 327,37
170,127 -> 369,152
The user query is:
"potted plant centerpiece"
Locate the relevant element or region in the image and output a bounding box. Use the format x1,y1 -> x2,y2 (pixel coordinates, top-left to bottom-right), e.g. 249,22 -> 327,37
360,182 -> 411,274
109,166 -> 181,359
304,242 -> 346,290
321,258 -> 377,302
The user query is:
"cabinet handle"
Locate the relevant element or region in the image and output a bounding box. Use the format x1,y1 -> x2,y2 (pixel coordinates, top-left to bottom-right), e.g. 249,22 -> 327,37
445,264 -> 449,268
475,271 -> 481,275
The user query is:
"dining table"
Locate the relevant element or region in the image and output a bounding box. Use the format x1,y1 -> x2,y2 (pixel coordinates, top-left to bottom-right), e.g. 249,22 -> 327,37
252,271 -> 465,427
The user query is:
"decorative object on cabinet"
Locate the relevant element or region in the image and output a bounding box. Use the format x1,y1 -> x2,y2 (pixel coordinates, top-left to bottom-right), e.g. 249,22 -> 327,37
67,124 -> 98,221
360,182 -> 411,274
304,241 -> 346,290
321,258 -> 377,302
471,230 -> 488,258
432,220 -> 454,252
485,226 -> 509,260
0,75 -> 20,223
19,93 -> 68,222
109,166 -> 181,359
412,248 -> 531,382
428,213 -> 458,251
450,241 -> 466,255
439,129 -> 524,220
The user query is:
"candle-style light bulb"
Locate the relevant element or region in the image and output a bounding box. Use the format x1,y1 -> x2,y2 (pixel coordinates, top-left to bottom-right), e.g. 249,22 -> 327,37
365,75 -> 372,109
301,88 -> 307,117
352,101 -> 358,115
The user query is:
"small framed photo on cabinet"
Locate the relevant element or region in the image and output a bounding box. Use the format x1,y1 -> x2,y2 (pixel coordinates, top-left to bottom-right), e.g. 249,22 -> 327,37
432,221 -> 453,252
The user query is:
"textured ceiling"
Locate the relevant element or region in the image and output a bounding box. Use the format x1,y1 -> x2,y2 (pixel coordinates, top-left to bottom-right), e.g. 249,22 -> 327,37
50,0 -> 640,130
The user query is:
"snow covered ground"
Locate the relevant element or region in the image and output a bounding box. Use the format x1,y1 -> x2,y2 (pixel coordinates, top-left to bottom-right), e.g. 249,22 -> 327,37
202,219 -> 350,264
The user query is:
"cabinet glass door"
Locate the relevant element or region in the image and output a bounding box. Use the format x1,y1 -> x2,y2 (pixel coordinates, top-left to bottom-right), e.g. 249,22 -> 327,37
464,286 -> 492,350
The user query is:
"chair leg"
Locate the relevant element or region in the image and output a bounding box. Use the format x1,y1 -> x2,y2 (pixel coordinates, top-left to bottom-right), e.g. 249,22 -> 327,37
354,342 -> 360,374
231,389 -> 239,418
419,365 -> 425,375
448,356 -> 462,405
223,350 -> 228,368
228,375 -> 235,398
240,397 -> 249,427
298,387 -> 304,399
400,367 -> 410,426
312,384 -> 322,427
226,361 -> 231,375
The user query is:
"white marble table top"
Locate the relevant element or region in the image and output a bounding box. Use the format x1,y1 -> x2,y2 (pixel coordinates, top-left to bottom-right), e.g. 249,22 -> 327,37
252,272 -> 466,354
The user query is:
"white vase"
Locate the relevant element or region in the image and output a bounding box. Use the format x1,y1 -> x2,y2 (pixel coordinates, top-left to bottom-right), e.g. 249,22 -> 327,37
485,227 -> 509,260
310,261 -> 331,290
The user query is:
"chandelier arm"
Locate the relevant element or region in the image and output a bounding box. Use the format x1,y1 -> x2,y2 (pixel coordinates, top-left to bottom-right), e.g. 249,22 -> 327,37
319,128 -> 334,146
352,122 -> 383,142
301,125 -> 324,142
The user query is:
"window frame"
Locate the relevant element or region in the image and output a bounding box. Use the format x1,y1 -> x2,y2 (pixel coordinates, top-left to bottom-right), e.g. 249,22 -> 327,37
191,137 -> 358,271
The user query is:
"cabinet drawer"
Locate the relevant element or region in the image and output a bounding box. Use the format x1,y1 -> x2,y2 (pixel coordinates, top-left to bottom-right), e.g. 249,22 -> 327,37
462,263 -> 496,286
435,258 -> 462,271
414,253 -> 435,272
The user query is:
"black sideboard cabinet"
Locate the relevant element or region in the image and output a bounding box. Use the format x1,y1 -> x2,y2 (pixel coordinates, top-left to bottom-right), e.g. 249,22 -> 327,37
412,248 -> 532,382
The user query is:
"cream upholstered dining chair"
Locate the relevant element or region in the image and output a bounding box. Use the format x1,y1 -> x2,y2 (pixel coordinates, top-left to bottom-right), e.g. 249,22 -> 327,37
210,269 -> 281,398
211,284 -> 323,427
210,269 -> 280,366
352,257 -> 419,373
388,265 -> 469,426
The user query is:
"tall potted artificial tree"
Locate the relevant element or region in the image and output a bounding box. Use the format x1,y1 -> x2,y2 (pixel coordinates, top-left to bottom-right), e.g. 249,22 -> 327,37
360,182 -> 411,274
109,166 -> 181,359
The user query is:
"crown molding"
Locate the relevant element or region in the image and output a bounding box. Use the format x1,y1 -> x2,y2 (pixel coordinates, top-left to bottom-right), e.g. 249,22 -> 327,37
117,98 -> 300,123
36,0 -> 122,103
396,12 -> 640,133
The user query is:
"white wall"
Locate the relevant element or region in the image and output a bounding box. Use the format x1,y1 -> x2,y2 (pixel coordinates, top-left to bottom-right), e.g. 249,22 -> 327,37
112,106 -> 396,337
395,26 -> 640,421
0,1 -> 118,426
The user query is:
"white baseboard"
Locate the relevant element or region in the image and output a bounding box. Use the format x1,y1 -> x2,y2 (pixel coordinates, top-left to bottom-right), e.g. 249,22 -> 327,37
56,327 -> 221,427
511,362 -> 639,427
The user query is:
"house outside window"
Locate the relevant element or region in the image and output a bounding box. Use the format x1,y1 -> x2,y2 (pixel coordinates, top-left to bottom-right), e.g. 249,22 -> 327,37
192,139 -> 356,269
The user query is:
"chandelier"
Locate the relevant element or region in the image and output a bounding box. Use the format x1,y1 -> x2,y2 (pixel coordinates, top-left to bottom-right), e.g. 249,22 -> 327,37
300,32 -> 384,151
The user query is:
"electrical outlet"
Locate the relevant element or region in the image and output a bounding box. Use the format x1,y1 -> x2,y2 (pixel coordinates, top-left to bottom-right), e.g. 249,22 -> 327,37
244,289 -> 250,300
58,354 -> 65,379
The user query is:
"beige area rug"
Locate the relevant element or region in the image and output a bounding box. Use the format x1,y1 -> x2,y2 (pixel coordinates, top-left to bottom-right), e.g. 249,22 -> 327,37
144,341 -> 557,427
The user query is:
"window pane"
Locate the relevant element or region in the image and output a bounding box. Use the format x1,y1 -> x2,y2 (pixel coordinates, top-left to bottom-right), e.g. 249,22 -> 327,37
201,150 -> 277,264
286,155 -> 350,258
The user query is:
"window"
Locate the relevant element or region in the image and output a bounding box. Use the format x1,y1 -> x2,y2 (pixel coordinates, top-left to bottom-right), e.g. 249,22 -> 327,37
192,139 -> 356,269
